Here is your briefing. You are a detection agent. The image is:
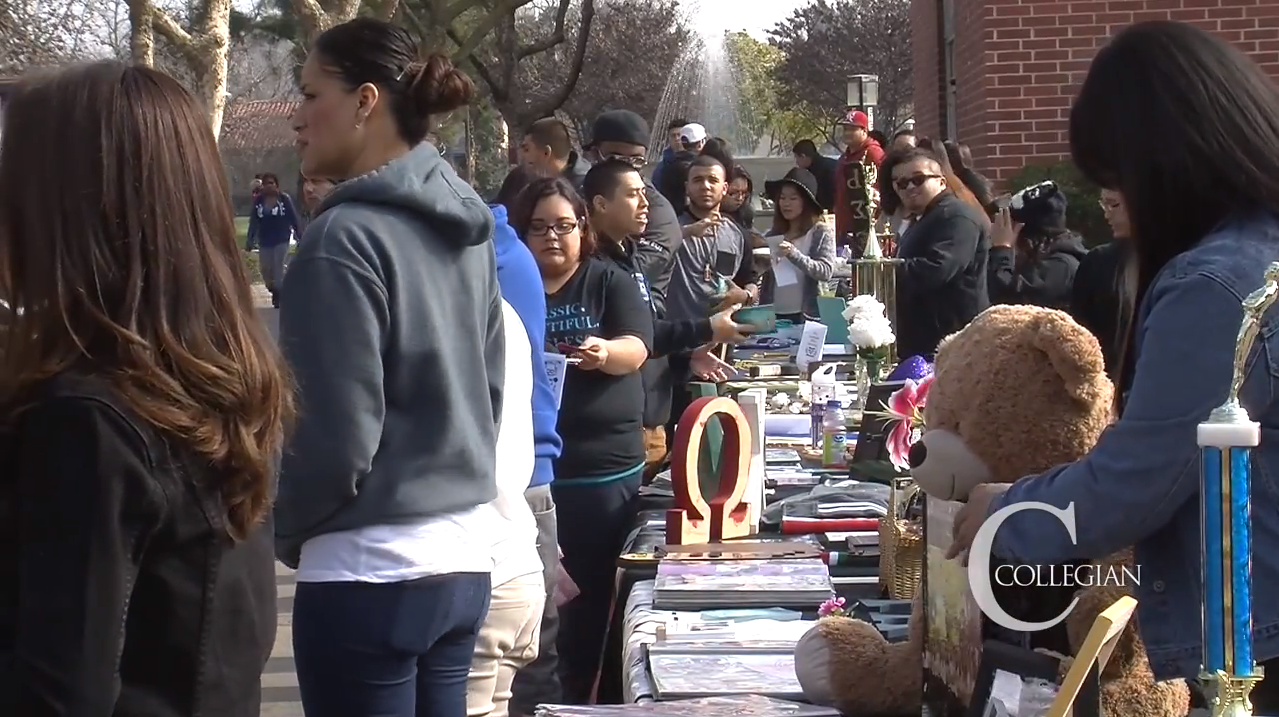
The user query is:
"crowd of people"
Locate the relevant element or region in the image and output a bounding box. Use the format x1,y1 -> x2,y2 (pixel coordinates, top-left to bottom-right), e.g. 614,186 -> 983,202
7,13 -> 1279,717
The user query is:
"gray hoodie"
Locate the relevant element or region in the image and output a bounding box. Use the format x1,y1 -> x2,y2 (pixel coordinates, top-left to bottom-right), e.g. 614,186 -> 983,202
274,142 -> 504,568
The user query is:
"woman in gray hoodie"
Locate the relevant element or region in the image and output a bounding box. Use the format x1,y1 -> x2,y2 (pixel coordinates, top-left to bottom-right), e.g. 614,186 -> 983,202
278,17 -> 505,716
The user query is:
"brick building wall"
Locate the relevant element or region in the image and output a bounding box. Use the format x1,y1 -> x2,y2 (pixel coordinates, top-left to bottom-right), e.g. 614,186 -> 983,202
910,0 -> 1279,186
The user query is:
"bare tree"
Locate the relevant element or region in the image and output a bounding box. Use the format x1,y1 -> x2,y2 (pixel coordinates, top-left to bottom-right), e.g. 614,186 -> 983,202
126,0 -> 234,135
402,0 -> 596,131
767,0 -> 912,134
226,35 -> 299,100
523,0 -> 688,140
1,0 -> 120,72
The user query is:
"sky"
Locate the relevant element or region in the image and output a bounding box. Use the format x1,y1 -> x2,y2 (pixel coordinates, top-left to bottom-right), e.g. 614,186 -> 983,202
690,0 -> 812,40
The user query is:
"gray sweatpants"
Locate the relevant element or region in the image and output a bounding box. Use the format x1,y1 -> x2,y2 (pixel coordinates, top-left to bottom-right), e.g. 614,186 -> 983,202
260,243 -> 289,291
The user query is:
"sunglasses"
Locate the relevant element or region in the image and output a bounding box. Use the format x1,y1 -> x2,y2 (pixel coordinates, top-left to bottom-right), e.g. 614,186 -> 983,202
893,174 -> 942,190
528,221 -> 581,237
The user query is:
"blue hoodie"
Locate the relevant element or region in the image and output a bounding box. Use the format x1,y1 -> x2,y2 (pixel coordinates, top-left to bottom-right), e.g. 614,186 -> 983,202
490,204 -> 562,488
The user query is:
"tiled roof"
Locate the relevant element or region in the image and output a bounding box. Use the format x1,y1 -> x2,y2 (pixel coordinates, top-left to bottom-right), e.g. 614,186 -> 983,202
220,99 -> 300,151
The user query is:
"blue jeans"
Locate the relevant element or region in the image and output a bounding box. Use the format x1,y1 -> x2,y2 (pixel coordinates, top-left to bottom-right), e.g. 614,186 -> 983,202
292,572 -> 491,717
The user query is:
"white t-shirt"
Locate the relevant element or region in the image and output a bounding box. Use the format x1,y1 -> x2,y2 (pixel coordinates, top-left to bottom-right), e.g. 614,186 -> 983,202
487,300 -> 541,587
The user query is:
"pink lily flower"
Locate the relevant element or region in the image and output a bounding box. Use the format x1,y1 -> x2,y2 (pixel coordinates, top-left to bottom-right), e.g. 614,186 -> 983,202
883,376 -> 933,471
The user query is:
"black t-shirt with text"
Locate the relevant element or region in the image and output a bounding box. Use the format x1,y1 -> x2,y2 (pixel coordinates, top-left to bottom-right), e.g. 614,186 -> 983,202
545,257 -> 654,480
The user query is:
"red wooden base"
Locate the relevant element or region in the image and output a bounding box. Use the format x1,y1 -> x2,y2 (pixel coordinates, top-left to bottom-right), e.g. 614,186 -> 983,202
665,396 -> 753,545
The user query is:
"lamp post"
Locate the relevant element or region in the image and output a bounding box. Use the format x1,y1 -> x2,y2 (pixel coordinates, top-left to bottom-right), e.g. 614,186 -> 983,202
846,74 -> 880,130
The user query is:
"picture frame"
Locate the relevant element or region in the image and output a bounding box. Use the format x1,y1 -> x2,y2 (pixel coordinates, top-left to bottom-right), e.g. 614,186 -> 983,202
921,496 -> 984,717
966,641 -> 1062,717
850,379 -> 907,467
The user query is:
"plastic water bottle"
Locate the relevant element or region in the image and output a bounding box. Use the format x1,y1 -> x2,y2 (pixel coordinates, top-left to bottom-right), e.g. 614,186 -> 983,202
822,400 -> 848,469
809,364 -> 838,447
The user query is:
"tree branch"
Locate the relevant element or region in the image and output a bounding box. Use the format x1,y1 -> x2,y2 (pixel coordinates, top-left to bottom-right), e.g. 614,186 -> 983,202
516,0 -> 568,60
151,7 -> 201,65
525,0 -> 593,121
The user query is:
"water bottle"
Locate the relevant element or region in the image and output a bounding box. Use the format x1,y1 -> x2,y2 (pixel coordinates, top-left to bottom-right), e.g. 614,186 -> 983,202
809,364 -> 838,447
822,400 -> 848,469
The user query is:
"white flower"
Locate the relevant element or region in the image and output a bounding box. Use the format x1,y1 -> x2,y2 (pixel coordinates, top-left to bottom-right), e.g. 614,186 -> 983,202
842,294 -> 895,349
842,294 -> 885,324
769,392 -> 791,409
848,314 -> 896,349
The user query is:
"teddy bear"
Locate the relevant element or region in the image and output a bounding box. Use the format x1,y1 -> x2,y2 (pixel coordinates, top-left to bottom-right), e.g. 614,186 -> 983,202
793,305 -> 1189,717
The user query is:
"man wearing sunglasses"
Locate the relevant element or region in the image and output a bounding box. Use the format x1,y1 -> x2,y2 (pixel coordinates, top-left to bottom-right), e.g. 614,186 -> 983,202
891,145 -> 990,359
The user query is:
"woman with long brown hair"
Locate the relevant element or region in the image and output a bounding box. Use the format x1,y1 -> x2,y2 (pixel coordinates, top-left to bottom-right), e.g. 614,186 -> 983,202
0,62 -> 293,716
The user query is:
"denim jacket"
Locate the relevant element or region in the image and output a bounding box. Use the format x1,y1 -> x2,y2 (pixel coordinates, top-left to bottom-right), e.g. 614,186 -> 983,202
986,210 -> 1279,680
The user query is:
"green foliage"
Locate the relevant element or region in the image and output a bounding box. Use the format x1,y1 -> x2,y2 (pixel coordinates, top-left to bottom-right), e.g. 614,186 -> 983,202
723,31 -> 828,155
1006,160 -> 1109,247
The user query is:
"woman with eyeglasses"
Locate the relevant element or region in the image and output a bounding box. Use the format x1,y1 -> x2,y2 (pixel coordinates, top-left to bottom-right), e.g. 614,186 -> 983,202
1070,188 -> 1133,380
508,176 -> 653,703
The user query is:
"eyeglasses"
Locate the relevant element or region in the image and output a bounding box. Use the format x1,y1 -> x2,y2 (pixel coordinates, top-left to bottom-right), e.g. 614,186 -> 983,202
1098,199 -> 1123,213
893,174 -> 941,190
726,190 -> 749,200
528,221 -> 581,237
601,153 -> 646,170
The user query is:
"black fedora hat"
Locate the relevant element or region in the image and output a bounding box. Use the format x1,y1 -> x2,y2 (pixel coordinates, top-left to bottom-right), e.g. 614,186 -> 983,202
764,168 -> 821,210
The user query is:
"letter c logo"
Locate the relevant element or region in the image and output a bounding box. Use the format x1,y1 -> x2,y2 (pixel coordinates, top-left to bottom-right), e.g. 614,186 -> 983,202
967,501 -> 1079,632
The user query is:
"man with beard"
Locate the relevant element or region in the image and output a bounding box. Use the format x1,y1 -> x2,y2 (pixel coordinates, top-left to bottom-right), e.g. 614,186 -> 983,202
666,155 -> 749,436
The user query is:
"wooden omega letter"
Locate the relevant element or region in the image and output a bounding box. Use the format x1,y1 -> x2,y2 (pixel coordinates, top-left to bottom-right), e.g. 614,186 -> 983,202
665,397 -> 753,544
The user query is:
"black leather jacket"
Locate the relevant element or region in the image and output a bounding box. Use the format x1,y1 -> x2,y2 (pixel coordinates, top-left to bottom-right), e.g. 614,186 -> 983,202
0,374 -> 276,716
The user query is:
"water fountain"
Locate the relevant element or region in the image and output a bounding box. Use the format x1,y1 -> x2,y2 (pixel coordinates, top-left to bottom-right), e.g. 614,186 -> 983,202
646,30 -> 749,161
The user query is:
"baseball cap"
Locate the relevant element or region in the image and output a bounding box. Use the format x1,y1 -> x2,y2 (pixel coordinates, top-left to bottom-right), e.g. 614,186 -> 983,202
838,109 -> 869,129
589,110 -> 651,149
679,123 -> 708,144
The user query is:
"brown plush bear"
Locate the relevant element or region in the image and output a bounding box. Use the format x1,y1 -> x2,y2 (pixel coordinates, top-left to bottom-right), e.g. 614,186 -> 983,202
793,305 -> 1189,717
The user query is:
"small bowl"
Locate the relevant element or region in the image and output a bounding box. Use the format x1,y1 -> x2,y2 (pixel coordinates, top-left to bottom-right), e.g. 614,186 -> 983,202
734,304 -> 777,333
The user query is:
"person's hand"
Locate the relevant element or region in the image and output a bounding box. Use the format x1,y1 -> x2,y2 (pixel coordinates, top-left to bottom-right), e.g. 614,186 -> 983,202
686,212 -> 722,237
690,345 -> 733,382
575,336 -> 609,371
713,284 -> 752,312
945,483 -> 1011,563
709,304 -> 753,343
777,240 -> 796,257
991,207 -> 1022,249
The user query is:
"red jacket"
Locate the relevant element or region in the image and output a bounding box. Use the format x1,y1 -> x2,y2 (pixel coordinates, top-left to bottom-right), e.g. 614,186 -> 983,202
834,138 -> 886,243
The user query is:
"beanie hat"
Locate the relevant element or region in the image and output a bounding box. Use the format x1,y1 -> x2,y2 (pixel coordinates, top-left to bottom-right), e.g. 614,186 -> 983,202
1010,180 -> 1067,233
589,110 -> 651,149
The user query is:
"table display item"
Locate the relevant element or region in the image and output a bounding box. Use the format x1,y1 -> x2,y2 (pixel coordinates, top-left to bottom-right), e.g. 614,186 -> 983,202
665,397 -> 753,545
821,400 -> 848,468
966,640 -> 1065,717
652,557 -> 834,610
647,650 -> 805,701
734,304 -> 778,333
878,476 -> 923,599
808,363 -> 838,446
534,695 -> 840,716
1196,262 -> 1278,716
922,496 -> 983,716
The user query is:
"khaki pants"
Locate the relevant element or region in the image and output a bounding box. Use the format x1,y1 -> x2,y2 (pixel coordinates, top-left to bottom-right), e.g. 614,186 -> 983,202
642,425 -> 667,482
466,572 -> 545,717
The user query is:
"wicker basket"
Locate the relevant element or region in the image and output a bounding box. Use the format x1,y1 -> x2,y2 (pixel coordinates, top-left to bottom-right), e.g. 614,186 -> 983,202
879,476 -> 924,599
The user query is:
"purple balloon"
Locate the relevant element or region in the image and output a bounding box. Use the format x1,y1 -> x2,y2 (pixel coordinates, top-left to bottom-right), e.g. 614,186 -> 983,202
887,355 -> 934,382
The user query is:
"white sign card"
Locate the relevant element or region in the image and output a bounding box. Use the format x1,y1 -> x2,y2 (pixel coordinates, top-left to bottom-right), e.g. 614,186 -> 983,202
736,388 -> 767,532
797,321 -> 828,371
767,235 -> 801,287
543,352 -> 568,408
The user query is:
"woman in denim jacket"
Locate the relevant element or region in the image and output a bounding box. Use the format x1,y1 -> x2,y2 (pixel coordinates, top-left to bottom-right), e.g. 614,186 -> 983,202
948,21 -> 1279,708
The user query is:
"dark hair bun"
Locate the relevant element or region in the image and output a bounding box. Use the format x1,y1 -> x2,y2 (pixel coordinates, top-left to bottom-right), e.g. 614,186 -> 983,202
408,54 -> 475,116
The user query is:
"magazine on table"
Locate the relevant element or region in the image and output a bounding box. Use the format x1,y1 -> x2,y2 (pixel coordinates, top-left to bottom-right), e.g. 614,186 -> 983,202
534,695 -> 839,715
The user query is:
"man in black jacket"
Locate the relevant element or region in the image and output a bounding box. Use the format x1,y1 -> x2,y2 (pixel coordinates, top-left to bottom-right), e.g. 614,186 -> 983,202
891,146 -> 990,359
793,139 -> 838,212
583,112 -> 706,474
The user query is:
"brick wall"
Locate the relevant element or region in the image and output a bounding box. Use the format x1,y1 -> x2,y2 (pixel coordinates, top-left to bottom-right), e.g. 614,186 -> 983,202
910,0 -> 1279,186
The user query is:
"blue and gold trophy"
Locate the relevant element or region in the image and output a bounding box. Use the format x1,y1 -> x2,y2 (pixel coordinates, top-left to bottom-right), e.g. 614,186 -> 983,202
1197,262 -> 1279,716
